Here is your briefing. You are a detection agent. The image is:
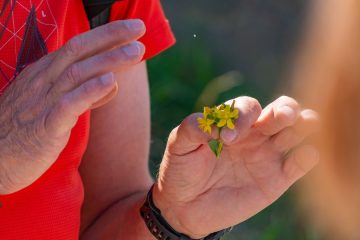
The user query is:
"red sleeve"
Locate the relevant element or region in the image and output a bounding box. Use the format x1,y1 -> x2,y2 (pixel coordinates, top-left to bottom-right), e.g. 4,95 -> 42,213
109,0 -> 176,60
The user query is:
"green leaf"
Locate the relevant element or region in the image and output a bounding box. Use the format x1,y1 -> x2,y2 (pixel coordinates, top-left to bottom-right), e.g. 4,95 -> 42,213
217,141 -> 224,156
208,139 -> 224,158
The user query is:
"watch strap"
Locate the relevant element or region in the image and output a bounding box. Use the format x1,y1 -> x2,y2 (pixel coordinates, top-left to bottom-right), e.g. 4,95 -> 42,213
140,185 -> 231,240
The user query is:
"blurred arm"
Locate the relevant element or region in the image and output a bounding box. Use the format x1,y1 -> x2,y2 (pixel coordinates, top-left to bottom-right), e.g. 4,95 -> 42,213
79,62 -> 154,239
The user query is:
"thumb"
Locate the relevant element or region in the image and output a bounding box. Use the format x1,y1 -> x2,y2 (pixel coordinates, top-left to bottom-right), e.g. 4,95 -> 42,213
167,113 -> 218,156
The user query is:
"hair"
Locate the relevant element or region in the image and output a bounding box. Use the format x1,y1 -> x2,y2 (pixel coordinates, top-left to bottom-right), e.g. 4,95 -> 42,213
292,0 -> 360,238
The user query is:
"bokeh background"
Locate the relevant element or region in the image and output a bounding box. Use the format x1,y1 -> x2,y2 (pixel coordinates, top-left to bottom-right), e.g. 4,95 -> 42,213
147,1 -> 319,239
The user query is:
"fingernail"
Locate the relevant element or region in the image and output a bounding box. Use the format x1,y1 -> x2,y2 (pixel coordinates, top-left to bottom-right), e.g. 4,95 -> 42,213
277,106 -> 296,121
221,128 -> 238,144
100,72 -> 114,85
125,19 -> 145,32
123,42 -> 142,57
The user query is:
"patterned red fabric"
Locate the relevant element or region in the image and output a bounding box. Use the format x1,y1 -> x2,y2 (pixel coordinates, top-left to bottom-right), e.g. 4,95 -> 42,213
0,0 -> 175,239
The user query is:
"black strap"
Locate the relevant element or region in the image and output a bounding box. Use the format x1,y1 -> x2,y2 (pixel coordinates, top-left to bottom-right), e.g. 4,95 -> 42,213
83,0 -> 120,29
140,185 -> 232,240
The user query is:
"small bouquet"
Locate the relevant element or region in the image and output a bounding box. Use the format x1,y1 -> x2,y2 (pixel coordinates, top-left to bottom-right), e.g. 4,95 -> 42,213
197,100 -> 239,157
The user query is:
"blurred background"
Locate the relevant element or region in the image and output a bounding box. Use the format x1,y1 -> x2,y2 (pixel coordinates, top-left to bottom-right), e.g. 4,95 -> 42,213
147,1 -> 319,239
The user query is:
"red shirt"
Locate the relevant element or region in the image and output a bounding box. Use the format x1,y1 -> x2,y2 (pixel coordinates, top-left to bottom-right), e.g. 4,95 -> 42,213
0,0 -> 175,239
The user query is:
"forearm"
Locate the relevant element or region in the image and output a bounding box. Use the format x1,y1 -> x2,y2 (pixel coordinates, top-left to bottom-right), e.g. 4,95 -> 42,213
80,190 -> 155,240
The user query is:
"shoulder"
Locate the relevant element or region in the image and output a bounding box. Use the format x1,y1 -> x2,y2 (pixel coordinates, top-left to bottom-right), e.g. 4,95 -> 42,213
110,0 -> 176,60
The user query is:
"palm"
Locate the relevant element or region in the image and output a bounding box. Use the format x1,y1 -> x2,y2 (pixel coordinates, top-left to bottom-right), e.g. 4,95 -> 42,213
163,130 -> 289,234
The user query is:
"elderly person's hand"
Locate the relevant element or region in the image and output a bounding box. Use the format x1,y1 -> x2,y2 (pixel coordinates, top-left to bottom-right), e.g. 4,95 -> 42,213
0,19 -> 146,194
153,96 -> 319,239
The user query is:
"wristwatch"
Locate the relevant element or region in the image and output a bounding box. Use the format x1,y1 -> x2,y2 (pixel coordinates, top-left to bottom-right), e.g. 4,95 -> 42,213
140,185 -> 232,240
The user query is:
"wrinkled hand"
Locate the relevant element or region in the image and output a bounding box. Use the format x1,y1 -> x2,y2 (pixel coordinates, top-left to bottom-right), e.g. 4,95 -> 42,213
0,19 -> 146,194
154,96 -> 319,239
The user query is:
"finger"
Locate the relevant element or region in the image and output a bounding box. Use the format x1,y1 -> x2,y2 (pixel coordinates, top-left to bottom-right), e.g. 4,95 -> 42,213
52,41 -> 145,95
271,109 -> 320,152
90,83 -> 119,109
46,19 -> 146,81
45,72 -> 116,137
167,113 -> 214,156
19,52 -> 57,82
220,96 -> 262,144
255,96 -> 301,136
168,97 -> 262,156
282,145 -> 319,185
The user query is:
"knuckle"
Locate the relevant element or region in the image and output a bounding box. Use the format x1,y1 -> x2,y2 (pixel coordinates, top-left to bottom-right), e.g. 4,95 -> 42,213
275,114 -> 289,128
102,50 -> 123,63
32,78 -> 43,90
247,97 -> 262,115
82,81 -> 97,95
123,19 -> 146,34
278,96 -> 299,107
181,113 -> 201,129
105,21 -> 131,40
34,53 -> 51,67
65,64 -> 82,85
57,97 -> 72,114
237,96 -> 262,116
31,72 -> 48,90
183,113 -> 198,124
63,36 -> 83,57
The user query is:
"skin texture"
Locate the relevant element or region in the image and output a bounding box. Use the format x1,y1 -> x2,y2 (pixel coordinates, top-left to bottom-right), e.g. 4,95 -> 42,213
0,19 -> 147,194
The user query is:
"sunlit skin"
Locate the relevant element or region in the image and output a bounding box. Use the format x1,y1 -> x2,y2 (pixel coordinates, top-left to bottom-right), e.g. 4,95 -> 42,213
154,96 -> 319,239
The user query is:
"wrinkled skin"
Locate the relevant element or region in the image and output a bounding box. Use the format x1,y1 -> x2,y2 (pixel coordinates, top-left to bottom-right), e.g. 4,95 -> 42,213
0,19 -> 146,194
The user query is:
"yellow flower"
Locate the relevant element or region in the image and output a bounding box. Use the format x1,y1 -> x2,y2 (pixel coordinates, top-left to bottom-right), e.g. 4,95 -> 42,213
214,104 -> 239,129
203,106 -> 213,119
216,118 -> 235,129
197,117 -> 214,134
197,100 -> 239,158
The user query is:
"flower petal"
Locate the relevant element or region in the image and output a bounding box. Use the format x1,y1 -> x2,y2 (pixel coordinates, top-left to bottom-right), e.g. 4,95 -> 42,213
230,109 -> 239,118
227,119 -> 235,129
207,119 -> 215,125
205,126 -> 212,134
217,119 -> 227,128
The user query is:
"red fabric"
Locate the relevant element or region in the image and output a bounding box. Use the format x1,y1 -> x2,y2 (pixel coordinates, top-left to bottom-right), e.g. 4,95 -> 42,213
110,0 -> 176,59
0,0 -> 175,239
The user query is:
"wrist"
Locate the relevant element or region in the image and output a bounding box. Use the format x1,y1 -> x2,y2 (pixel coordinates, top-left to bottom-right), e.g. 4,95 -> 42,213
152,183 -> 207,239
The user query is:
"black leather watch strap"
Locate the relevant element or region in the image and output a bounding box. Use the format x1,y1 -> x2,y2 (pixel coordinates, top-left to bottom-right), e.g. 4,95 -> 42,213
140,185 -> 231,240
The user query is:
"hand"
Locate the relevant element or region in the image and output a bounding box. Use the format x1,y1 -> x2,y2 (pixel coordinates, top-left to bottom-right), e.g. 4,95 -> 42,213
153,96 -> 319,239
0,19 -> 146,194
